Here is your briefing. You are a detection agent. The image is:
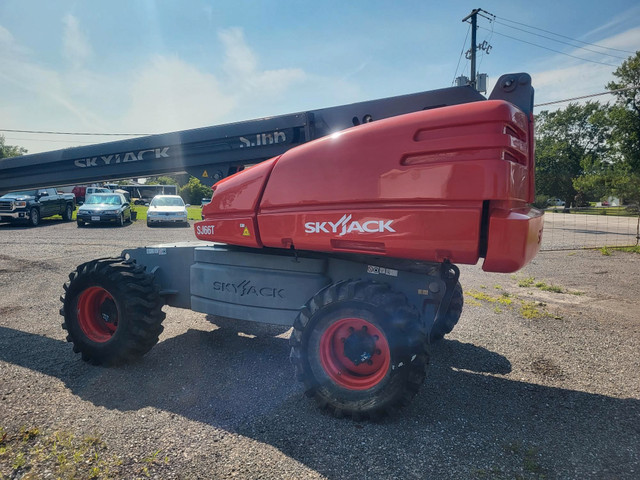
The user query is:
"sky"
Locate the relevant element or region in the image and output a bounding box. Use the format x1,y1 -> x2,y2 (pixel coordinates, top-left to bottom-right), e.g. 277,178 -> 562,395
1,0 -> 639,154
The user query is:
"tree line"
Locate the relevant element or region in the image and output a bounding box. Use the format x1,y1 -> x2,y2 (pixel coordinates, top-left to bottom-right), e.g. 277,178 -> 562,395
535,51 -> 640,209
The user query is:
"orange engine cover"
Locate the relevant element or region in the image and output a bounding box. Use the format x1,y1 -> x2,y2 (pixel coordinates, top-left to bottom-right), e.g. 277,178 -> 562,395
197,100 -> 543,273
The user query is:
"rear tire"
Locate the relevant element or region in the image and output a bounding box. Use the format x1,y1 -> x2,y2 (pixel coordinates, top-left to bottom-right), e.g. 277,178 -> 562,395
62,203 -> 73,221
290,280 -> 428,420
60,257 -> 166,365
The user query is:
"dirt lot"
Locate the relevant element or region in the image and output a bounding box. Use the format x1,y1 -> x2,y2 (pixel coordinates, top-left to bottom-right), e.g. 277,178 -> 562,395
1,218 -> 639,479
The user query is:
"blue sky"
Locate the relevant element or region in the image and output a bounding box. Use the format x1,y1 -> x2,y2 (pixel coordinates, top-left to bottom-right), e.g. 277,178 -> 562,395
1,0 -> 639,154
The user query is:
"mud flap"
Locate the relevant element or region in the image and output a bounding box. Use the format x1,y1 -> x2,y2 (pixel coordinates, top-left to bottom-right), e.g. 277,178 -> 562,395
430,261 -> 460,343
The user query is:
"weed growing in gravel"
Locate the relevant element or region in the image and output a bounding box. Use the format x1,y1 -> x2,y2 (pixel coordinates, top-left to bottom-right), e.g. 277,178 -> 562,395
534,282 -> 563,293
600,246 -> 611,256
520,301 -> 545,319
523,447 -> 543,474
515,276 -> 583,296
466,290 -> 555,320
605,245 -> 640,254
518,276 -> 535,287
496,442 -> 547,479
467,290 -> 513,306
0,425 -> 168,479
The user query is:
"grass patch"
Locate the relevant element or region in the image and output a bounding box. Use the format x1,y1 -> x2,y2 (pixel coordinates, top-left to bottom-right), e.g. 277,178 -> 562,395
520,301 -> 545,319
130,205 -> 202,221
499,442 -> 546,479
516,276 -> 582,296
467,290 -> 513,306
534,282 -> 563,293
0,425 -> 168,480
597,245 -> 640,254
518,277 -> 535,288
467,289 -> 555,320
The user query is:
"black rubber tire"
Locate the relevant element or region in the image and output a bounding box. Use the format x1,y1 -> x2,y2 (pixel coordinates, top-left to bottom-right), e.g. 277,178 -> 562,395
290,280 -> 428,420
60,257 -> 166,366
117,213 -> 124,227
430,281 -> 464,342
77,220 -> 85,228
62,203 -> 73,221
29,207 -> 40,227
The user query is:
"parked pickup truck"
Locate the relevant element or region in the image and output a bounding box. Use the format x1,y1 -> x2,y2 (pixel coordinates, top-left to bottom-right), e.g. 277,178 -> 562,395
0,188 -> 76,226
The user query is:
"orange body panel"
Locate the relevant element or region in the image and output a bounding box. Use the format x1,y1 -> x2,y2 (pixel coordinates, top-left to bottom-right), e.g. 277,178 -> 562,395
198,100 -> 543,273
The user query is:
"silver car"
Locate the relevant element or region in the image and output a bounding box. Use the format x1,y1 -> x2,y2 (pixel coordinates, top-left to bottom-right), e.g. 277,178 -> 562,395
147,195 -> 189,227
76,193 -> 131,227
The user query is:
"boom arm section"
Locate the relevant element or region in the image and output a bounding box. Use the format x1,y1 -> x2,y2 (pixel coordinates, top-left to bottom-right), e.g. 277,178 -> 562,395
0,87 -> 485,194
0,73 -> 532,195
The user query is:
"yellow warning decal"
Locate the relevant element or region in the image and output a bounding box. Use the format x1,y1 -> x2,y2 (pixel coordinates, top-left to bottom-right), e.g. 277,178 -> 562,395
202,170 -> 209,178
242,227 -> 251,237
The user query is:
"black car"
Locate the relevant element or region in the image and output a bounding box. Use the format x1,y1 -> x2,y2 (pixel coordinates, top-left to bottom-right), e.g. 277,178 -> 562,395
76,193 -> 132,227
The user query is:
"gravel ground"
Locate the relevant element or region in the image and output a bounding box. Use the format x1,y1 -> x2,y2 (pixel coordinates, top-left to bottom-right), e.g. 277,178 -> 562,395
0,217 -> 638,479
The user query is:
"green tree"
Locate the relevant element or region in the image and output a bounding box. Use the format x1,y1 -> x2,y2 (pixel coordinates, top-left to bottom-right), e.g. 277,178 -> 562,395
575,51 -> 640,208
145,175 -> 183,186
606,51 -> 640,171
0,135 -> 27,159
178,176 -> 213,205
535,102 -> 610,206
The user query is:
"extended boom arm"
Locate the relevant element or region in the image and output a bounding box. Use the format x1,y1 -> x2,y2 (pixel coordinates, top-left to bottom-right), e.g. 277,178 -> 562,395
0,74 -> 533,195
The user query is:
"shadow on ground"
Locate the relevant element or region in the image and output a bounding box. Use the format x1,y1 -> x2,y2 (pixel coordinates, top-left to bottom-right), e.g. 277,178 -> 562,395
1,326 -> 638,479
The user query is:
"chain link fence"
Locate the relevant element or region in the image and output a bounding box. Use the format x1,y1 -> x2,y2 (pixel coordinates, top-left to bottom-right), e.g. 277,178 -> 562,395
540,206 -> 640,251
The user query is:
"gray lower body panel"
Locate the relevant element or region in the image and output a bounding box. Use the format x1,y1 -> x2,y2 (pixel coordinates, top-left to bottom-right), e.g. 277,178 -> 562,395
125,243 -> 447,329
190,246 -> 330,325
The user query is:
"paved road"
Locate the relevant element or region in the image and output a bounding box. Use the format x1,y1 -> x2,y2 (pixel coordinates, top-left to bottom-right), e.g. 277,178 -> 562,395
1,218 -> 638,479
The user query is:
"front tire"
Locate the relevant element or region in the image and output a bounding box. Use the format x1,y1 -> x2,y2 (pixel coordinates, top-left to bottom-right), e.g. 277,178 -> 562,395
60,257 -> 166,365
29,207 -> 40,227
290,280 -> 428,420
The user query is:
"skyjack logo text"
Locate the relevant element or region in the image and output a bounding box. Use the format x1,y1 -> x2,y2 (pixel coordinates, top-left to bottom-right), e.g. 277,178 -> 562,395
74,147 -> 170,168
304,214 -> 395,236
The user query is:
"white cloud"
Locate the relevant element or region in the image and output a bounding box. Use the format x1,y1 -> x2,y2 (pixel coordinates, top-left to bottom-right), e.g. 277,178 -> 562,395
62,14 -> 93,68
530,25 -> 640,111
218,27 -> 306,95
121,55 -> 236,133
584,4 -> 640,40
0,22 -> 357,153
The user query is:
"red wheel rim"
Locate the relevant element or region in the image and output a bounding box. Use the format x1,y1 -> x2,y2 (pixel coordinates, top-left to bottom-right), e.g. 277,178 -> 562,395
77,286 -> 118,343
319,318 -> 390,390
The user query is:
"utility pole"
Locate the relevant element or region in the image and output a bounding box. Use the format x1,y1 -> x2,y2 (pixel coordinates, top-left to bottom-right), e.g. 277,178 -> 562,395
462,8 -> 480,90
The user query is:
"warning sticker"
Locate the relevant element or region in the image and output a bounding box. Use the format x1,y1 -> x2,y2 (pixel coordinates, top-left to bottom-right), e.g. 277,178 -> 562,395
242,227 -> 251,237
366,265 -> 398,277
202,170 -> 209,178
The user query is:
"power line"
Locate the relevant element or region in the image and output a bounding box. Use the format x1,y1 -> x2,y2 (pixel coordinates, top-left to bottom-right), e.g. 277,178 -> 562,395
478,14 -> 495,71
534,85 -> 640,107
495,15 -> 637,55
452,24 -> 471,86
0,128 -> 149,136
479,27 -> 621,67
5,88 -> 639,139
492,19 -> 629,61
3,136 -> 96,145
